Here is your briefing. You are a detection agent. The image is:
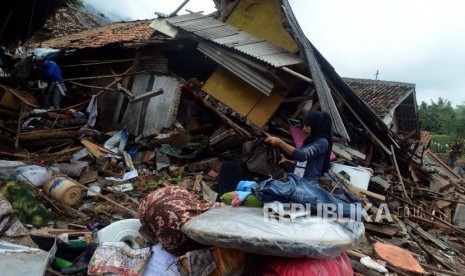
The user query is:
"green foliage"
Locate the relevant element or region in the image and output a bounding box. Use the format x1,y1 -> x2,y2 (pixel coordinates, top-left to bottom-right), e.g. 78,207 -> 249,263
419,97 -> 455,135
71,0 -> 84,9
430,134 -> 454,153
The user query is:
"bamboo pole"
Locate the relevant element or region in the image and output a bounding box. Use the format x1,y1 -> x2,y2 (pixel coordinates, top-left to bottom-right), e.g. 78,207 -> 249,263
59,66 -> 133,111
68,81 -> 114,91
74,181 -> 138,217
64,70 -> 149,82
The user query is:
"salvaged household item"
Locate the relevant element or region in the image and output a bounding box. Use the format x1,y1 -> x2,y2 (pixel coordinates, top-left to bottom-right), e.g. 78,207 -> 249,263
329,163 -> 373,190
97,219 -> 148,249
242,138 -> 284,179
88,242 -> 151,276
42,175 -> 83,206
182,206 -> 364,258
138,186 -> 216,256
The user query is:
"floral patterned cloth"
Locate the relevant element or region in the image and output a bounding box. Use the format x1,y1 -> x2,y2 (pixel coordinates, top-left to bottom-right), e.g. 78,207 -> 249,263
138,186 -> 215,256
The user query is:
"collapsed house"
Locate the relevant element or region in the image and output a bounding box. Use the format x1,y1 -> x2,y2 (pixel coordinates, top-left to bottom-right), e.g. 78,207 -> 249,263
1,0 -> 465,275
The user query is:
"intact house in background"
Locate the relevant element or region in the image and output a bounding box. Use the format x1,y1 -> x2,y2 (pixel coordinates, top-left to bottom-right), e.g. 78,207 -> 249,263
344,78 -> 419,140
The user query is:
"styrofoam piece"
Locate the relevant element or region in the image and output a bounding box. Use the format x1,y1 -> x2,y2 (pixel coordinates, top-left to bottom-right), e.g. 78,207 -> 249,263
97,219 -> 148,249
330,163 -> 373,190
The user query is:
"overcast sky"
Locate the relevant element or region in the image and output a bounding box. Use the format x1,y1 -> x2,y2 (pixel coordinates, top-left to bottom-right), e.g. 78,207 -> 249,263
84,0 -> 465,106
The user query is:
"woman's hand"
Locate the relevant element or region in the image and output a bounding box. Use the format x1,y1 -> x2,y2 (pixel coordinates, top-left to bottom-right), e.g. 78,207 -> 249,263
265,136 -> 295,156
279,154 -> 293,165
265,136 -> 282,147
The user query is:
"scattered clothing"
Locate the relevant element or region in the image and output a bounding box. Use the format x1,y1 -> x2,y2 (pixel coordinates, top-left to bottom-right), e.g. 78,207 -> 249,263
254,173 -> 361,218
231,180 -> 257,207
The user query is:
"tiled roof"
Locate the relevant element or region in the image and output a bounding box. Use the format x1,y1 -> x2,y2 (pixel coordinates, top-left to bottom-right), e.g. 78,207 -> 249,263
30,20 -> 155,49
343,78 -> 415,118
27,7 -> 102,45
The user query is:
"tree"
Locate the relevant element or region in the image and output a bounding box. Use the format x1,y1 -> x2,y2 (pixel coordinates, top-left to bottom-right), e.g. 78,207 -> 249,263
418,97 -> 455,135
450,105 -> 465,137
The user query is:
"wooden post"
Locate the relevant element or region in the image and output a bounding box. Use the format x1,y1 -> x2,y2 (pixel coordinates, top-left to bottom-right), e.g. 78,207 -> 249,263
390,144 -> 412,203
116,49 -> 143,123
14,102 -> 24,149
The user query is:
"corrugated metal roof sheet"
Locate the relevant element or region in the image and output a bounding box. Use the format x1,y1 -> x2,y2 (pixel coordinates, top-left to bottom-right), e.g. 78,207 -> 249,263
198,43 -> 274,95
423,150 -> 460,181
165,14 -> 303,67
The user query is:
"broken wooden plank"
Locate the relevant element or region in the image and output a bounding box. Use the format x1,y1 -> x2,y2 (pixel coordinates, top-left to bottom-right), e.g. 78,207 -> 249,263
371,176 -> 391,190
405,219 -> 448,250
129,88 -> 164,104
68,81 -> 114,91
64,70 -> 149,82
332,143 -> 353,160
345,147 -> 366,160
364,223 -> 398,237
210,129 -> 237,146
19,129 -> 80,142
123,151 -> 136,171
332,171 -> 385,201
80,139 -> 117,158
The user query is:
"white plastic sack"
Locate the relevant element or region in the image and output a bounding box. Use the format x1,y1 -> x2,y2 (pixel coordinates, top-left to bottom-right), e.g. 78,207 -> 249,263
8,165 -> 53,187
182,206 -> 364,259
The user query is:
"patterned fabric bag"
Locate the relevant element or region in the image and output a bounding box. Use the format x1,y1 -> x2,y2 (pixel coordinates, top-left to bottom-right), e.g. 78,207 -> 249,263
138,186 -> 216,256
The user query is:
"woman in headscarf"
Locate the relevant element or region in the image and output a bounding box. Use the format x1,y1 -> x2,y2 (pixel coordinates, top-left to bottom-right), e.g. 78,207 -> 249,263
265,111 -> 333,184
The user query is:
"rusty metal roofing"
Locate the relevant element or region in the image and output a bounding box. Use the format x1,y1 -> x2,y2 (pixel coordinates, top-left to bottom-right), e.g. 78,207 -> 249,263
343,78 -> 415,119
164,13 -> 303,67
31,20 -> 155,49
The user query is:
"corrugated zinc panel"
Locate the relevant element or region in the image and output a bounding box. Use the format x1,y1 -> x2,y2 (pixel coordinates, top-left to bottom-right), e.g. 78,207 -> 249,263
198,43 -> 274,95
166,14 -> 303,67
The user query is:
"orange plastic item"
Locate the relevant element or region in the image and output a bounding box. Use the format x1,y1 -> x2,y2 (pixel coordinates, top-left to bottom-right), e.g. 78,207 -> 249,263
374,242 -> 425,274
